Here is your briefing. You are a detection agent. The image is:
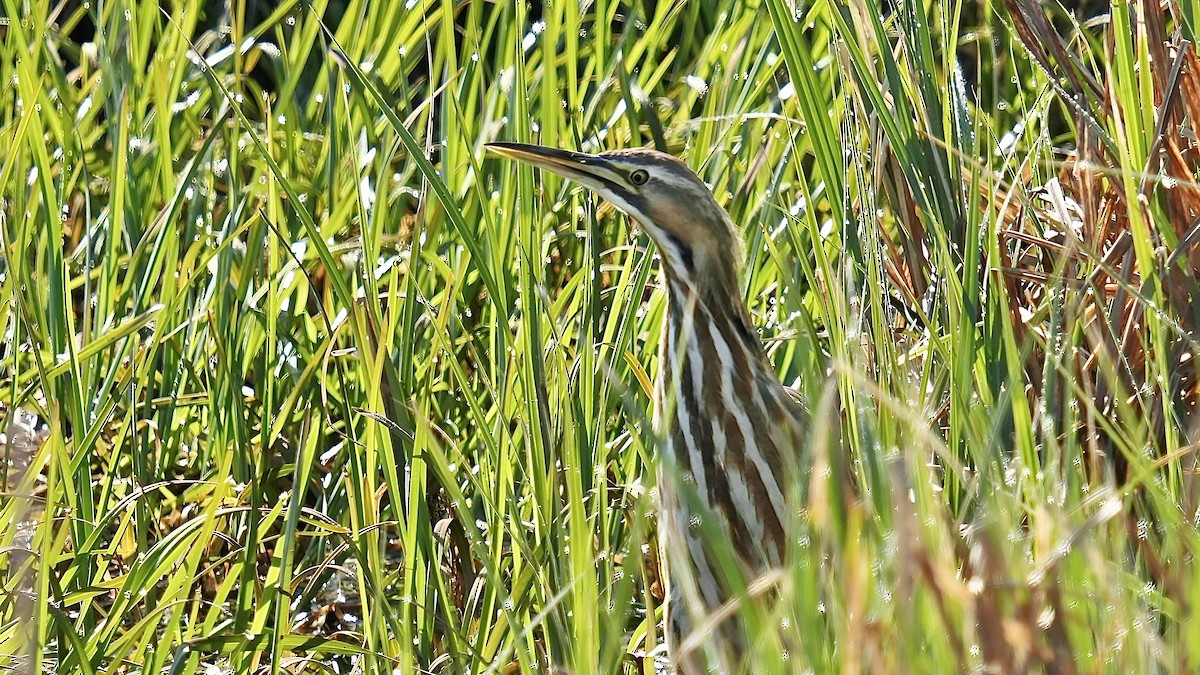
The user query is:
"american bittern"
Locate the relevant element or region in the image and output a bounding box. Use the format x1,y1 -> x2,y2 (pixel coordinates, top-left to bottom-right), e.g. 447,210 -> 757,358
488,142 -> 806,672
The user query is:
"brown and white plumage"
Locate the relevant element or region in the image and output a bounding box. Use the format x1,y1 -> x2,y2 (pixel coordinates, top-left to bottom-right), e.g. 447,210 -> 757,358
488,143 -> 807,672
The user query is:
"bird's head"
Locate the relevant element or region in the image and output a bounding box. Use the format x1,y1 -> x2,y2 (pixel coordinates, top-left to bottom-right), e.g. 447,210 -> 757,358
487,142 -> 743,296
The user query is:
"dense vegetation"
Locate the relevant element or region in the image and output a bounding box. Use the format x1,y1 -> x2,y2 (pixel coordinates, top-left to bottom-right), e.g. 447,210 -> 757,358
2,0 -> 1199,672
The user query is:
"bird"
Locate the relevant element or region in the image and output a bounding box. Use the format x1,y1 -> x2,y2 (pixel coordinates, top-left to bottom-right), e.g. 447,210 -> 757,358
487,142 -> 807,672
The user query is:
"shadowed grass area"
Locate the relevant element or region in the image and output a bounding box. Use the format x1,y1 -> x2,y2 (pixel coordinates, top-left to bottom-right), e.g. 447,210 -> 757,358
1,0 -> 1198,672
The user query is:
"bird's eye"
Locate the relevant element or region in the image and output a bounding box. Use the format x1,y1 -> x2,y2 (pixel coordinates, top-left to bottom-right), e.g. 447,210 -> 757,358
629,169 -> 650,186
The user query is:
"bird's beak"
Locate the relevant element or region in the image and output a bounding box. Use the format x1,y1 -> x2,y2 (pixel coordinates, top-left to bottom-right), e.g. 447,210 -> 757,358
486,142 -> 622,193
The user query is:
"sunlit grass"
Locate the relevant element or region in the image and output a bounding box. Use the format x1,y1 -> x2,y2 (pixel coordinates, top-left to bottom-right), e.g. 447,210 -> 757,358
1,0 -> 1198,672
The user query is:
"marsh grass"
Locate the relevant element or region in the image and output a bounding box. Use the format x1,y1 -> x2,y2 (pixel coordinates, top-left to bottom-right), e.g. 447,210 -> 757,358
2,0 -> 1199,672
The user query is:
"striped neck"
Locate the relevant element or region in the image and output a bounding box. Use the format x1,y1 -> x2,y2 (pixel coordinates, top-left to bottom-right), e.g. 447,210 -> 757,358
654,272 -> 790,565
664,281 -> 765,365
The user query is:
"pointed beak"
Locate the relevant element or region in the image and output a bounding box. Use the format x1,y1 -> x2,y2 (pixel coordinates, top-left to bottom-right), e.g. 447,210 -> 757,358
486,142 -> 622,193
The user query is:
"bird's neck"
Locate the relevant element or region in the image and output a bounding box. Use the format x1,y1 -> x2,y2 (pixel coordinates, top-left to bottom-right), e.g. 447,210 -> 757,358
658,261 -> 763,359
660,275 -> 764,366
654,271 -> 774,430
652,272 -> 791,564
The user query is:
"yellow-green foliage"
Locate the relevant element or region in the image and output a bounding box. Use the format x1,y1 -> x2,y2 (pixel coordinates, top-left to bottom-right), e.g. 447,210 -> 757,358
1,0 -> 1198,672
